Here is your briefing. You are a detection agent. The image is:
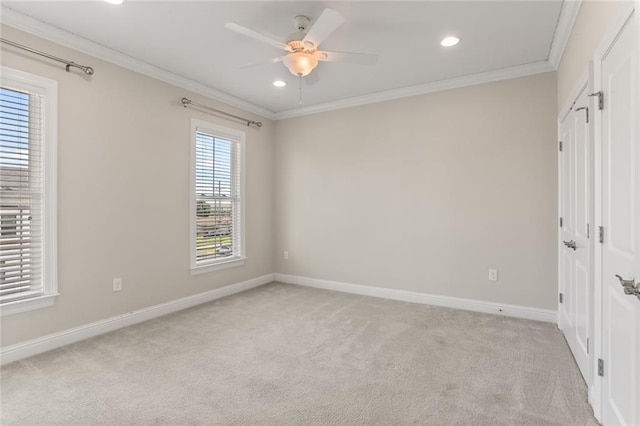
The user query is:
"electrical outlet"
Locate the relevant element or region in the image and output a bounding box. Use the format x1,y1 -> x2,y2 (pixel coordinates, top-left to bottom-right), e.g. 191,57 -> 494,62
283,251 -> 289,260
488,269 -> 498,282
113,277 -> 123,292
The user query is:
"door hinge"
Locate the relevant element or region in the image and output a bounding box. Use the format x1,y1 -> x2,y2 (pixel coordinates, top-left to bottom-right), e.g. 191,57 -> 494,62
598,358 -> 604,377
560,217 -> 563,228
575,106 -> 589,123
586,223 -> 590,238
559,141 -> 563,152
589,91 -> 604,110
587,338 -> 589,354
559,293 -> 563,304
599,226 -> 604,243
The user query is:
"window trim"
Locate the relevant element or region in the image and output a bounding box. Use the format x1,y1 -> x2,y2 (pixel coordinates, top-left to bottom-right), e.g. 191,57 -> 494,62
189,118 -> 246,274
0,66 -> 58,316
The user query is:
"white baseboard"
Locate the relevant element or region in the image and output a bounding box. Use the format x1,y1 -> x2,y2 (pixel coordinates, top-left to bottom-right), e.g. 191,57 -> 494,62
274,273 -> 557,323
2,272 -> 557,365
1,274 -> 274,366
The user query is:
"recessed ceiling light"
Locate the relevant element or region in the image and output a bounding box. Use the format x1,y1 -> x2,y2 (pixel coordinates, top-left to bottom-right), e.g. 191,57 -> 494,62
104,0 -> 124,4
273,80 -> 287,88
441,36 -> 460,47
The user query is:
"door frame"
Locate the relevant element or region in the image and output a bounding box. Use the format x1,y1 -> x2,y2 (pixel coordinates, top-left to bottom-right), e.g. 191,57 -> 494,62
557,63 -> 594,386
591,2 -> 639,422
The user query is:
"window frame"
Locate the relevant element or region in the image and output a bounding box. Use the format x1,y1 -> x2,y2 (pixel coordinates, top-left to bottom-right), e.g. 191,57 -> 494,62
189,118 -> 246,274
0,66 -> 58,317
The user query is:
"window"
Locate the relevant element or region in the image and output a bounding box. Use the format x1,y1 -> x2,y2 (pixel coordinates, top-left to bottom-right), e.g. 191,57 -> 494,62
190,119 -> 244,273
0,67 -> 57,316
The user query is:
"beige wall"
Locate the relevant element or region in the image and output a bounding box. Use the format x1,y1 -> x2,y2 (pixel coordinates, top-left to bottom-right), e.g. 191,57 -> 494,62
0,26 -> 274,347
557,1 -> 627,108
274,72 -> 558,309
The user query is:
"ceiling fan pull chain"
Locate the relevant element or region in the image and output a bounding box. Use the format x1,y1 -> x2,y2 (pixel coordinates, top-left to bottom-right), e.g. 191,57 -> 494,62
299,76 -> 303,106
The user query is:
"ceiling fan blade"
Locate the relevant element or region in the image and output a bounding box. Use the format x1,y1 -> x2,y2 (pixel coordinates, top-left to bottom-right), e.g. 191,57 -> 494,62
239,56 -> 285,69
316,50 -> 378,66
302,8 -> 345,49
225,22 -> 289,51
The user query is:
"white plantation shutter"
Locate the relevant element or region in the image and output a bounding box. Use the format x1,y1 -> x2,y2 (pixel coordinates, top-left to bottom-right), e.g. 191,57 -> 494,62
0,87 -> 45,303
193,124 -> 242,267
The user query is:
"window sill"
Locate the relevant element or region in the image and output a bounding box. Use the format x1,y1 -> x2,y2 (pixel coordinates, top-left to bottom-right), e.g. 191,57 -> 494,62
0,293 -> 59,317
191,257 -> 246,275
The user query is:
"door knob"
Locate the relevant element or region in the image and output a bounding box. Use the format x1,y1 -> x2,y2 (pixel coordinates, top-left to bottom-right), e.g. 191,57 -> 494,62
563,240 -> 577,250
615,274 -> 636,288
615,275 -> 640,301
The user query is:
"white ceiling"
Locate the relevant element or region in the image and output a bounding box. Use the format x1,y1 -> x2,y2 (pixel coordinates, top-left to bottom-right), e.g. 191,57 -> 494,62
2,1 -> 566,117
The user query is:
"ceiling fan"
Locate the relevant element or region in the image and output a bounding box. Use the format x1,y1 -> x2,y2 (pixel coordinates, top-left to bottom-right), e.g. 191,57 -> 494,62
225,8 -> 377,78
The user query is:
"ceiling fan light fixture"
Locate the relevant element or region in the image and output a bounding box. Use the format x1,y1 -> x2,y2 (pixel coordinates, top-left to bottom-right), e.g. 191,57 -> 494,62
283,52 -> 319,77
441,36 -> 460,47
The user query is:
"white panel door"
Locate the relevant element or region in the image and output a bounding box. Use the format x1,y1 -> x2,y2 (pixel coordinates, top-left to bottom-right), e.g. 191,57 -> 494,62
600,9 -> 640,426
559,85 -> 592,384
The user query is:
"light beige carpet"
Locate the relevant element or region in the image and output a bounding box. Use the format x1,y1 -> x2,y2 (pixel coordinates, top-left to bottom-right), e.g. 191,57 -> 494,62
1,282 -> 597,425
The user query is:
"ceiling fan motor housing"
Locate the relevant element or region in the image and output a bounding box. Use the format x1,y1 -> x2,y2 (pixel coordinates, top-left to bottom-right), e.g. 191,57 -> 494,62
287,40 -> 307,52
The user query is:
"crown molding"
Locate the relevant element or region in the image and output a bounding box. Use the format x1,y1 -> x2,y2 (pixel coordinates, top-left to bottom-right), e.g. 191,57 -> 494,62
274,60 -> 555,120
548,0 -> 583,69
0,7 -> 276,121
